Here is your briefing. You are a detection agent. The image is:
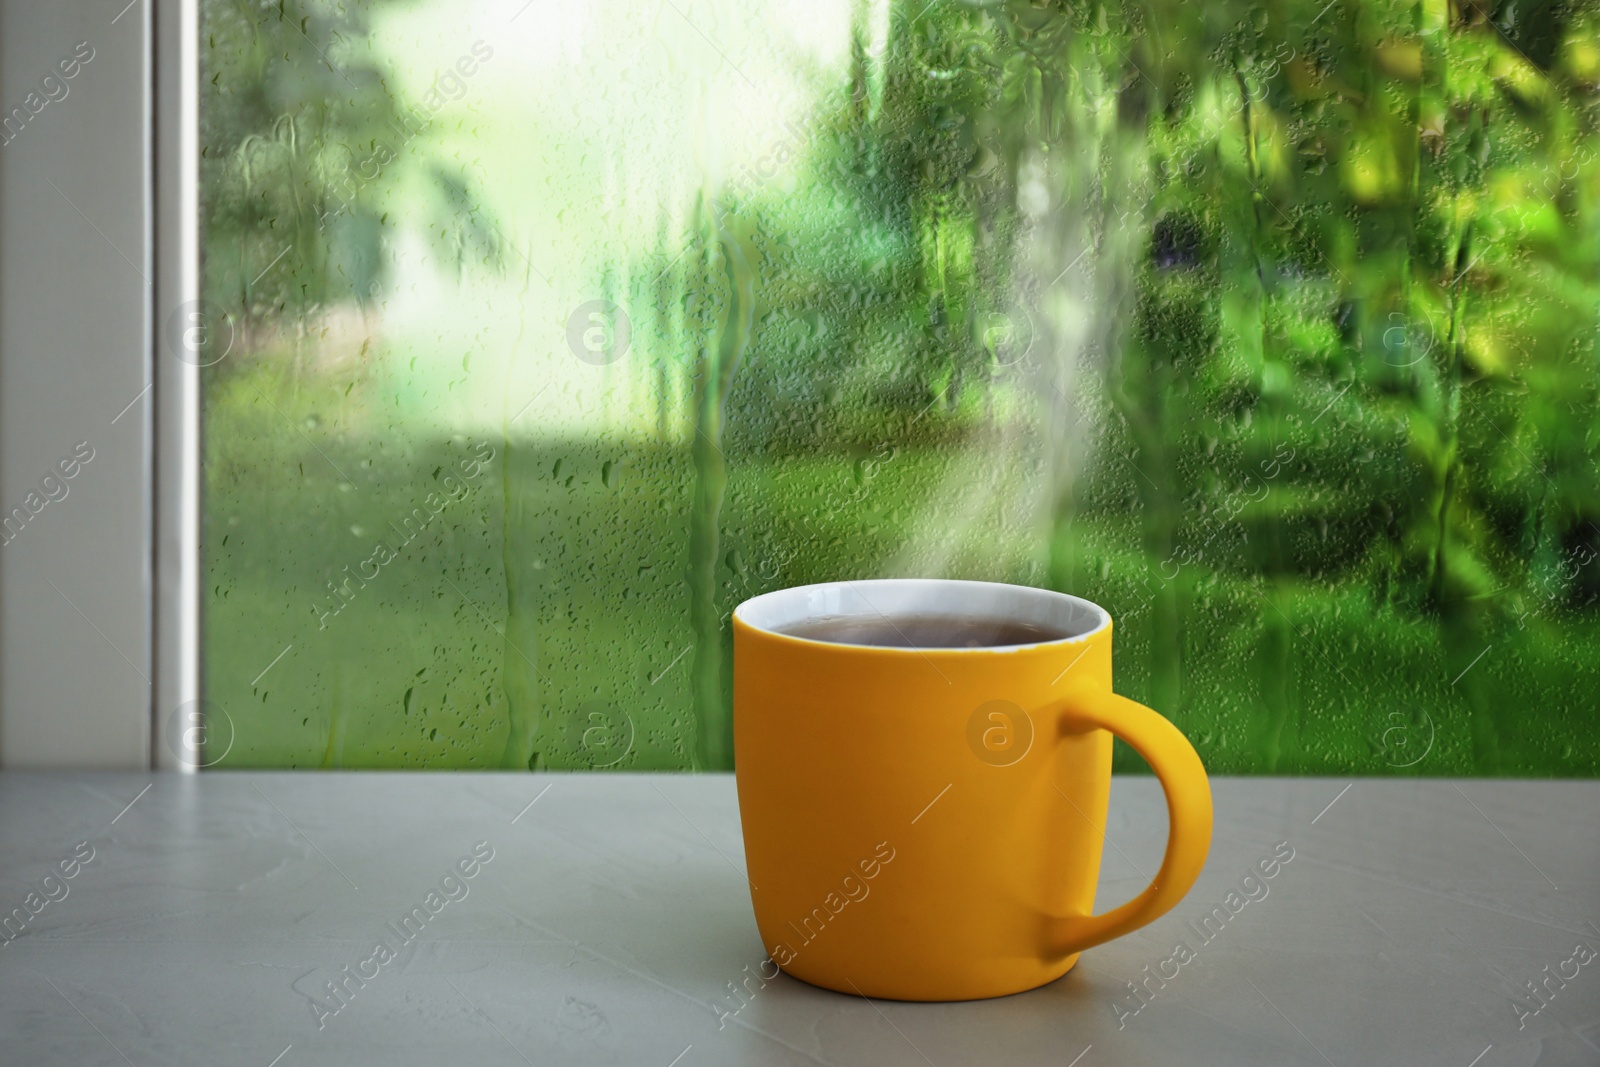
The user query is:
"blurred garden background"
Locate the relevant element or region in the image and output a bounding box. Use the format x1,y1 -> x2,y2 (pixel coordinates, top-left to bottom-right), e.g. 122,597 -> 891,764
199,0 -> 1600,774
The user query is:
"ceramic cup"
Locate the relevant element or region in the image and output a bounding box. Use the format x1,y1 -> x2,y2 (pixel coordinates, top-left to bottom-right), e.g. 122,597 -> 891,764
733,579 -> 1212,1001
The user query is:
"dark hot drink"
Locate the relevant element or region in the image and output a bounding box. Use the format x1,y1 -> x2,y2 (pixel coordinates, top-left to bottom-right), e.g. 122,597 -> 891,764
774,613 -> 1077,649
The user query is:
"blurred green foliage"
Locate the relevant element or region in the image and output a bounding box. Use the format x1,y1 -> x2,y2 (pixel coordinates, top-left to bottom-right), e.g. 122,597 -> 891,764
201,0 -> 502,351
201,0 -> 1599,774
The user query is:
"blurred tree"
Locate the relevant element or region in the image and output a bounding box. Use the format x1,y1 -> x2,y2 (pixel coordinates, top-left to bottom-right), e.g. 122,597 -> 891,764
201,0 -> 496,366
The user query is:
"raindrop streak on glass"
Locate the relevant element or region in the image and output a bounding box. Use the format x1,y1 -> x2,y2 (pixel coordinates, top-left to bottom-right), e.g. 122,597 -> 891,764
687,209 -> 755,770
500,251 -> 543,770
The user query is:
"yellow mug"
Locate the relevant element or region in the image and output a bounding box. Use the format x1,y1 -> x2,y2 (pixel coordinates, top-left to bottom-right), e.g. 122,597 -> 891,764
732,579 -> 1212,1001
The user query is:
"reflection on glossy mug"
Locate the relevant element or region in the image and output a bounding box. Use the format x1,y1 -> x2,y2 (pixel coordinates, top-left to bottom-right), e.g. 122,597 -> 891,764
733,579 -> 1212,1001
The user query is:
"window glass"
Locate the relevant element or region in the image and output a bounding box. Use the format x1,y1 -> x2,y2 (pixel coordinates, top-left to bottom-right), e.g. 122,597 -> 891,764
200,0 -> 1600,773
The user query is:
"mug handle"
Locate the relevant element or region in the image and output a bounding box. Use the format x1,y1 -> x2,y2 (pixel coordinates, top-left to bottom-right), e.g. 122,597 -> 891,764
1049,689 -> 1213,955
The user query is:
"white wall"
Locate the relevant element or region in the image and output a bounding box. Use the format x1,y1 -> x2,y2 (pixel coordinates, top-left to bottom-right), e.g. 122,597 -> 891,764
0,0 -> 152,766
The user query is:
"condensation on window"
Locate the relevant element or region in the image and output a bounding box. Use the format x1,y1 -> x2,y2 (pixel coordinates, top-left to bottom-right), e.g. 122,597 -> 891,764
199,0 -> 1600,774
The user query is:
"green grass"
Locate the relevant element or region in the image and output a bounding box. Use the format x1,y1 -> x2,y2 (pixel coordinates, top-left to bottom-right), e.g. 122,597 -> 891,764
203,365 -> 1600,776
204,372 -> 1036,769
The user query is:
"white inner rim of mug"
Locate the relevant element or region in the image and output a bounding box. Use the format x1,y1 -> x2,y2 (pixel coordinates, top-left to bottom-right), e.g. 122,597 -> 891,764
733,579 -> 1111,650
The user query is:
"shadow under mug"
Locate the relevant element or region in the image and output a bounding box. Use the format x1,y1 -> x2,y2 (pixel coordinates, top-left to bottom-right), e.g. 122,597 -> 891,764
733,579 -> 1213,1001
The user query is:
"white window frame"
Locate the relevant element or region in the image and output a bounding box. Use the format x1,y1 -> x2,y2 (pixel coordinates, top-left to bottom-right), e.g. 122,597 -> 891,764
152,0 -> 200,771
0,0 -> 197,770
